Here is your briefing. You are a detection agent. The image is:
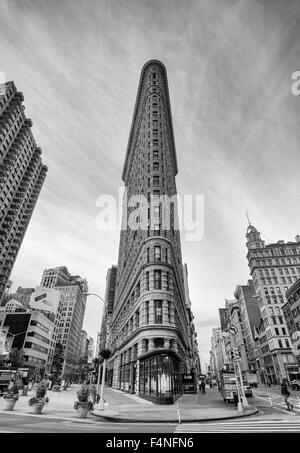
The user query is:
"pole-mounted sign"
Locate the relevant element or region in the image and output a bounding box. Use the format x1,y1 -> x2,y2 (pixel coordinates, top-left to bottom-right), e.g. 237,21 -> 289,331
228,325 -> 238,335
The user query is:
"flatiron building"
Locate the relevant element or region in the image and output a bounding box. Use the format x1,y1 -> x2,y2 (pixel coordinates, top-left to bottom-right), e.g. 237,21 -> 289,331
107,60 -> 199,404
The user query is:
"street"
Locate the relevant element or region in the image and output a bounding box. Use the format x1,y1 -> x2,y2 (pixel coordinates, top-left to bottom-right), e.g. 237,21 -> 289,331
0,386 -> 300,433
0,412 -> 175,433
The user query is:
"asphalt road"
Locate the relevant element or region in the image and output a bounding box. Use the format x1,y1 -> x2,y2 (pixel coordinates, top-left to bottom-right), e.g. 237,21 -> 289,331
0,412 -> 176,433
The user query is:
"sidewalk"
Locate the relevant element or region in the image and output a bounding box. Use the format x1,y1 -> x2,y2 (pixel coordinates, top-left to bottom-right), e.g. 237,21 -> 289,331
0,385 -> 258,423
91,386 -> 258,423
0,384 -> 87,420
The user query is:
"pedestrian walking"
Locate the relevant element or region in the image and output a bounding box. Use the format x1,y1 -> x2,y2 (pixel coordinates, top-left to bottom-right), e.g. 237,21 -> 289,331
7,378 -> 14,390
198,378 -> 202,393
200,380 -> 206,394
233,390 -> 238,406
90,383 -> 97,404
281,382 -> 294,411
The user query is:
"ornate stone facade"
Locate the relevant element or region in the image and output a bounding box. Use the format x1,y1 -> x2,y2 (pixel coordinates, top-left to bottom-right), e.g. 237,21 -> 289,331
107,60 -> 199,403
246,225 -> 300,384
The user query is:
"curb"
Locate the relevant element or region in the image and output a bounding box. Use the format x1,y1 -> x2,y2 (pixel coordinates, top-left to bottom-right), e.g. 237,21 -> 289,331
91,406 -> 259,423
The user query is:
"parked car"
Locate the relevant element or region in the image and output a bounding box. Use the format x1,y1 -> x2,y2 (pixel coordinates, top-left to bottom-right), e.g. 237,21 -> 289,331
243,381 -> 253,397
291,380 -> 300,390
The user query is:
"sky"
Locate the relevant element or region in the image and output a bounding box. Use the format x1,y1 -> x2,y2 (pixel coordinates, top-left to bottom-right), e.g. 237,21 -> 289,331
0,0 -> 300,367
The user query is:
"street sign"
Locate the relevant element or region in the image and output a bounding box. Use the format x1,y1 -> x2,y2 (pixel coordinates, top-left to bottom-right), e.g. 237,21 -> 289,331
228,325 -> 238,335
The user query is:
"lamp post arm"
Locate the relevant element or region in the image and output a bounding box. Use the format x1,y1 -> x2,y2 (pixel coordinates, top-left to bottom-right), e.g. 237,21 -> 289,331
83,293 -> 106,305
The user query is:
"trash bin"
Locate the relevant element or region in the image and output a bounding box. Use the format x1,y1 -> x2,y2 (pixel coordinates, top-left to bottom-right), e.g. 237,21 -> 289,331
22,385 -> 28,396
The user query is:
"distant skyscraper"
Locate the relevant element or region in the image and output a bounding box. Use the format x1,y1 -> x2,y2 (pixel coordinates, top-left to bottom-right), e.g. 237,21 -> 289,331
0,82 -> 47,303
40,266 -> 88,378
99,265 -> 117,354
233,280 -> 261,373
1,286 -> 35,309
106,60 -> 199,404
79,330 -> 88,360
246,224 -> 300,384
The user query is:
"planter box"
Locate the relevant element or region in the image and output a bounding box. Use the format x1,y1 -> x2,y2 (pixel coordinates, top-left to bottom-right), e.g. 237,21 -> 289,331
4,399 -> 17,411
77,404 -> 89,418
32,405 -> 44,414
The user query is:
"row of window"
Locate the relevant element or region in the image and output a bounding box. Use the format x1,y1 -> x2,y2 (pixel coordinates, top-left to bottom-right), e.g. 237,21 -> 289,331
147,245 -> 170,263
27,330 -> 50,344
274,327 -> 287,336
259,276 -> 298,285
148,162 -> 163,172
30,319 -> 50,335
24,341 -> 48,354
288,289 -> 300,304
263,315 -> 284,327
145,270 -> 171,291
119,300 -> 174,342
24,355 -> 45,365
264,286 -> 288,295
259,267 -> 300,276
265,295 -> 284,304
148,175 -> 165,187
253,256 -> 300,265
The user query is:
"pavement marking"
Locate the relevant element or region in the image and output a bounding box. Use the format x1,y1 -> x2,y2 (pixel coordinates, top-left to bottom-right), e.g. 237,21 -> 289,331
0,410 -> 106,423
254,395 -> 299,415
63,422 -> 128,430
175,420 -> 300,433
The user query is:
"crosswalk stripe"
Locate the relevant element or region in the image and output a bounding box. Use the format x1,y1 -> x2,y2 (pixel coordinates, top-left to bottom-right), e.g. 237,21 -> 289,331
175,418 -> 300,433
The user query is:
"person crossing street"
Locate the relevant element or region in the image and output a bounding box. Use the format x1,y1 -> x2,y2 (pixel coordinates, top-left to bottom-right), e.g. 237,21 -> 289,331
281,381 -> 294,411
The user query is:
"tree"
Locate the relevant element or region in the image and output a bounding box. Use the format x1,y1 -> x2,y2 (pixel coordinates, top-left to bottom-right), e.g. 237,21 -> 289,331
51,342 -> 64,383
9,348 -> 24,368
100,349 -> 111,360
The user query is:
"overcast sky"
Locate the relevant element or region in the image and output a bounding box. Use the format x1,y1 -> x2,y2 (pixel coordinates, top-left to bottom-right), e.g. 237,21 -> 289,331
1,0 -> 300,367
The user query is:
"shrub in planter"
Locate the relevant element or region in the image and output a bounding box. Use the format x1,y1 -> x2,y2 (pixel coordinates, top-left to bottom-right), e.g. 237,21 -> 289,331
74,384 -> 94,417
28,382 -> 49,414
4,383 -> 19,410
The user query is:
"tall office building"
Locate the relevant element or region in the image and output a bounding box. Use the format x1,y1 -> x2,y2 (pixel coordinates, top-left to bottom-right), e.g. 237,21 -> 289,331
28,286 -> 64,374
107,60 -> 199,404
0,310 -> 53,379
79,330 -> 88,360
233,280 -> 261,374
246,224 -> 300,383
99,265 -> 117,356
0,82 -> 47,303
40,266 -> 88,378
282,279 -> 300,369
209,327 -> 226,379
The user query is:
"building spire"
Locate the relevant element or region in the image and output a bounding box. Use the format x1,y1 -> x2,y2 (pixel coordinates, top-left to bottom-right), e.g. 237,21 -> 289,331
246,211 -> 251,226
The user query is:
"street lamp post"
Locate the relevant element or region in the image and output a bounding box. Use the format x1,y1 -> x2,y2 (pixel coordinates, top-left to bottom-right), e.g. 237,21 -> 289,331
83,292 -> 107,411
223,326 -> 249,412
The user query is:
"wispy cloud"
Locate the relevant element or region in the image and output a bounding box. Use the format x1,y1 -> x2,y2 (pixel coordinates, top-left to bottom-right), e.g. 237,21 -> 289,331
1,0 -> 299,362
